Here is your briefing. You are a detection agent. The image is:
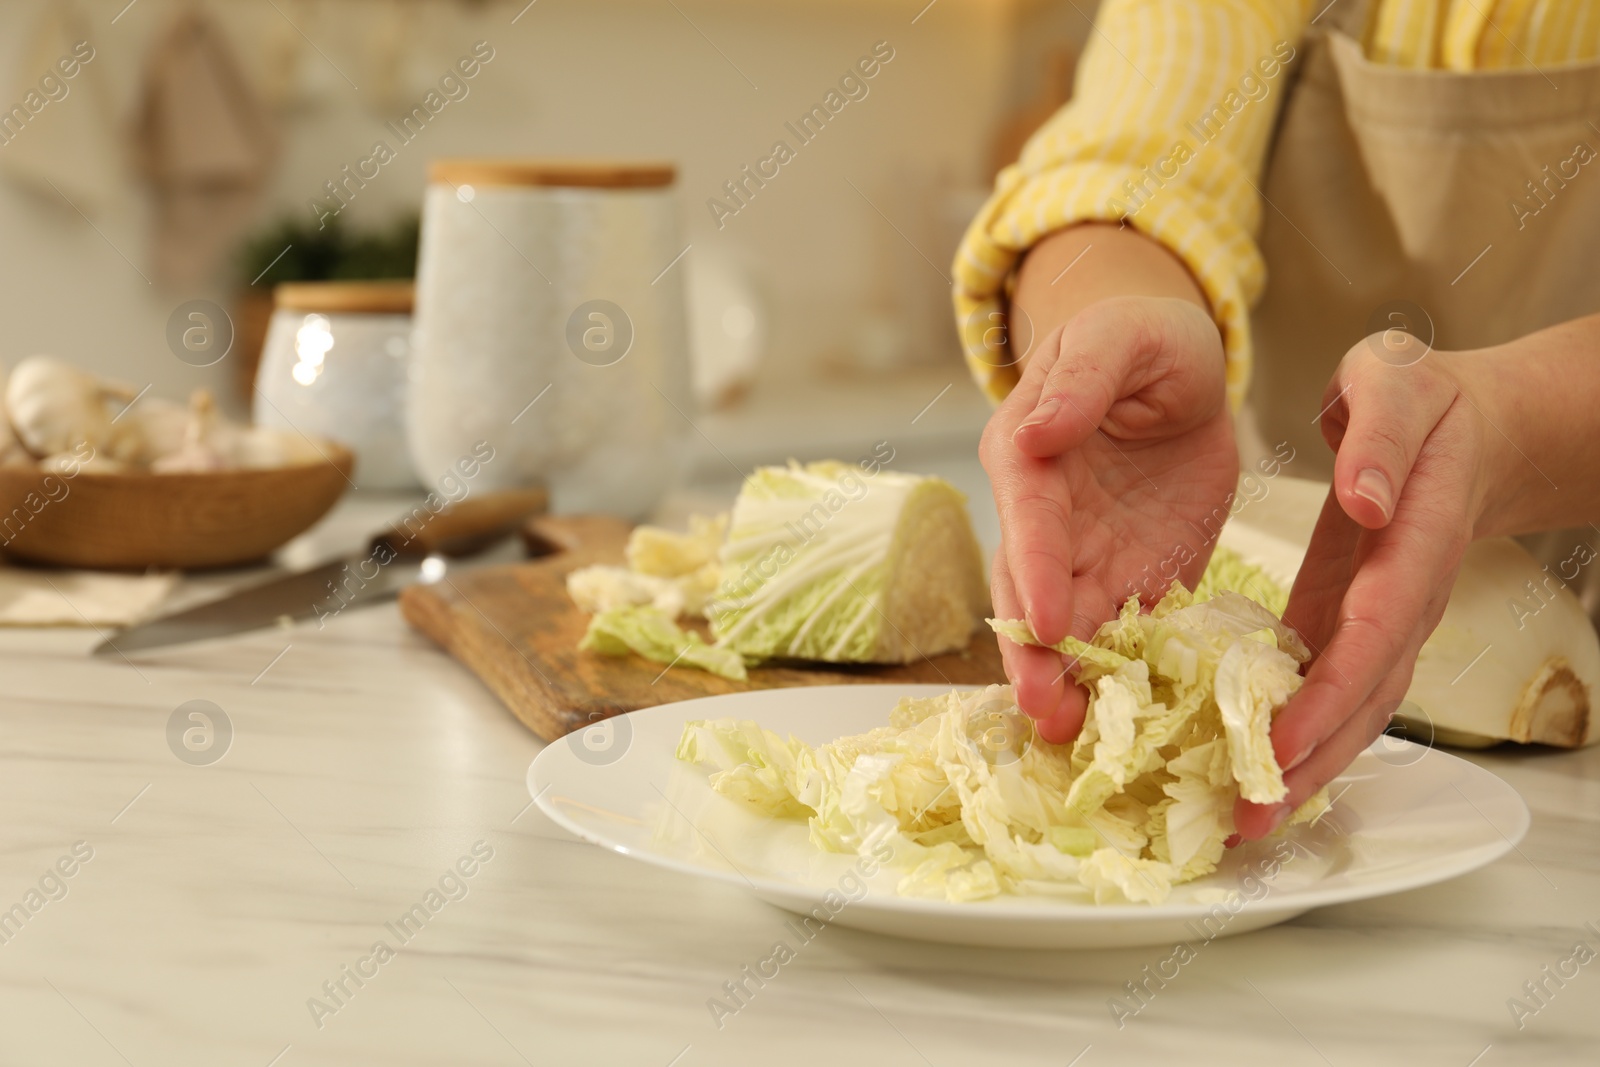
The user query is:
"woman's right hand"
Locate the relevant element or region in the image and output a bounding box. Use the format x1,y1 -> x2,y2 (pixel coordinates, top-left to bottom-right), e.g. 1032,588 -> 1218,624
980,295 -> 1239,743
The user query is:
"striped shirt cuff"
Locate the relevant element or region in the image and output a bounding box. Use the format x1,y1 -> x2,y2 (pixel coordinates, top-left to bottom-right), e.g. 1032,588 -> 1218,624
953,160 -> 1260,413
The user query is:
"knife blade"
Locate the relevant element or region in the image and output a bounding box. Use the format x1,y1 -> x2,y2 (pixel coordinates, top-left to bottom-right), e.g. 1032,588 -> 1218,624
91,486 -> 548,658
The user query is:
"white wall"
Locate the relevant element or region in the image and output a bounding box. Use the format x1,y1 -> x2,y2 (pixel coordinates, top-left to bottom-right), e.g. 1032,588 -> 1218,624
0,0 -> 1039,411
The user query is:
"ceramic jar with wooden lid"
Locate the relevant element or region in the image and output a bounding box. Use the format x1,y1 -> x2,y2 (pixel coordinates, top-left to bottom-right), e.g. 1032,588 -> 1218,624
407,158 -> 692,518
254,281 -> 418,490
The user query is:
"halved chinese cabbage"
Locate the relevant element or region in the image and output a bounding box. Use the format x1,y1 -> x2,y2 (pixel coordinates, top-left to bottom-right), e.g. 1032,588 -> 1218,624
708,462 -> 987,664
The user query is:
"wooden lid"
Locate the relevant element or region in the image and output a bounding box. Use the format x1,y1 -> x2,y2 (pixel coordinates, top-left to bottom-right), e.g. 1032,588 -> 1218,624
274,281 -> 414,314
428,158 -> 676,189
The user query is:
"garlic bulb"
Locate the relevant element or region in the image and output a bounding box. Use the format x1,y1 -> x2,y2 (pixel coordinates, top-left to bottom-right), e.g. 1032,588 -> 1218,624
107,395 -> 191,466
5,355 -> 132,458
151,389 -> 232,473
0,363 -> 32,465
0,358 -> 338,475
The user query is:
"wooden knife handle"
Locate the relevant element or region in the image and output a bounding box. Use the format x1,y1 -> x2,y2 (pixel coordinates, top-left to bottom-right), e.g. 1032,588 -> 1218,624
372,486 -> 550,559
520,513 -> 636,561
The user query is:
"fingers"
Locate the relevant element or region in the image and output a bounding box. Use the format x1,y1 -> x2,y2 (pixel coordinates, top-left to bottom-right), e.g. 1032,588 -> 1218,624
980,335 -> 1077,645
1011,297 -> 1224,457
1006,305 -> 1121,458
984,467 -> 1076,646
1263,483 -> 1462,847
1256,360 -> 1478,841
1234,672 -> 1408,839
991,319 -> 1058,428
1036,686 -> 1088,744
1008,353 -> 1117,459
983,297 -> 1223,645
1268,518 -> 1441,780
1282,486 -> 1361,656
1325,342 -> 1455,530
979,295 -> 1231,741
1279,357 -> 1472,775
1031,575 -> 1112,743
990,547 -> 1066,717
991,547 -> 1091,742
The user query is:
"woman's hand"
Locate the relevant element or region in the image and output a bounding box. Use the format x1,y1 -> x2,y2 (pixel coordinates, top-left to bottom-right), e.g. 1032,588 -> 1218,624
1234,333 -> 1493,838
980,295 -> 1238,743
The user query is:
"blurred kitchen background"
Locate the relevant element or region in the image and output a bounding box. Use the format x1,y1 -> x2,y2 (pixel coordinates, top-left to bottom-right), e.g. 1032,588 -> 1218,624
0,0 -> 1095,550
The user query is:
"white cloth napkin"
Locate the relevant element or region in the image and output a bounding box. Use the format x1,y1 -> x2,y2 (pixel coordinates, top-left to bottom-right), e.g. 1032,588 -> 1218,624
0,568 -> 177,627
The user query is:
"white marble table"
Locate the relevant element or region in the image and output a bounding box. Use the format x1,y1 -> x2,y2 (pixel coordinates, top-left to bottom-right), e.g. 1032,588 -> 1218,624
1,489 -> 1597,1067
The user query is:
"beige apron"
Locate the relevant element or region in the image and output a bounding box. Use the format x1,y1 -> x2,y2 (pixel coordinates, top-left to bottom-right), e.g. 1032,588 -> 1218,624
1247,3 -> 1600,623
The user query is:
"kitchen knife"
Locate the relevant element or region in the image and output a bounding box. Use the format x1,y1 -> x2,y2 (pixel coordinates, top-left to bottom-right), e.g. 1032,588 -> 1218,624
90,487 -> 549,658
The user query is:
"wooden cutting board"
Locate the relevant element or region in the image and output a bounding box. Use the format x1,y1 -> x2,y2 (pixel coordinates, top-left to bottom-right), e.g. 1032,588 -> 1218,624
398,514 -> 1005,741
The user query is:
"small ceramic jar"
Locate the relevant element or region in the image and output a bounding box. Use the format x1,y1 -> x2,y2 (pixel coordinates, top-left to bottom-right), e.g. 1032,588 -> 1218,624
408,158 -> 693,518
254,281 -> 417,490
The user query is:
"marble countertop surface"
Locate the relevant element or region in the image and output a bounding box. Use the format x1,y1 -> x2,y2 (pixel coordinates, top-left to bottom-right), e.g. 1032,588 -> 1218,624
1,484 -> 1598,1067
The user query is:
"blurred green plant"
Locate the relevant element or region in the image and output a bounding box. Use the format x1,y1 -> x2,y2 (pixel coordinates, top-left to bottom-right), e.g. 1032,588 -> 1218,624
237,214 -> 420,286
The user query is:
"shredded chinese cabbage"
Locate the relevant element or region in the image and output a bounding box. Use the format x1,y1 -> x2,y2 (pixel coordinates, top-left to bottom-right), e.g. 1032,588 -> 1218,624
677,575 -> 1330,904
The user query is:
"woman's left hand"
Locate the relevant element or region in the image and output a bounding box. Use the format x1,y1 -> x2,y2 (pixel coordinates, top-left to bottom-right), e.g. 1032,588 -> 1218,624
1234,332 -> 1496,838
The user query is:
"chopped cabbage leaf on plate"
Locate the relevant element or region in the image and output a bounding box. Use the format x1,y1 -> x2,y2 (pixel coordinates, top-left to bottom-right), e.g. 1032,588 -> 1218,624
676,578 -> 1328,904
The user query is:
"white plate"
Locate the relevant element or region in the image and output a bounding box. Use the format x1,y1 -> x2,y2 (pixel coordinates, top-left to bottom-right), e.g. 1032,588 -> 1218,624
529,685 -> 1529,949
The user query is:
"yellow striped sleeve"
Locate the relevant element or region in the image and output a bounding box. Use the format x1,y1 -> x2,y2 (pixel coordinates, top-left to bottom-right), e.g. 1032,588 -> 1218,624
1441,0 -> 1600,69
1372,0 -> 1449,67
1438,0 -> 1492,68
953,0 -> 1311,410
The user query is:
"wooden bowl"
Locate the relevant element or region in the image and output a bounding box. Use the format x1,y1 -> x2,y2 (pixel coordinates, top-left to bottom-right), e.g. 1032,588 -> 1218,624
0,443 -> 355,570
